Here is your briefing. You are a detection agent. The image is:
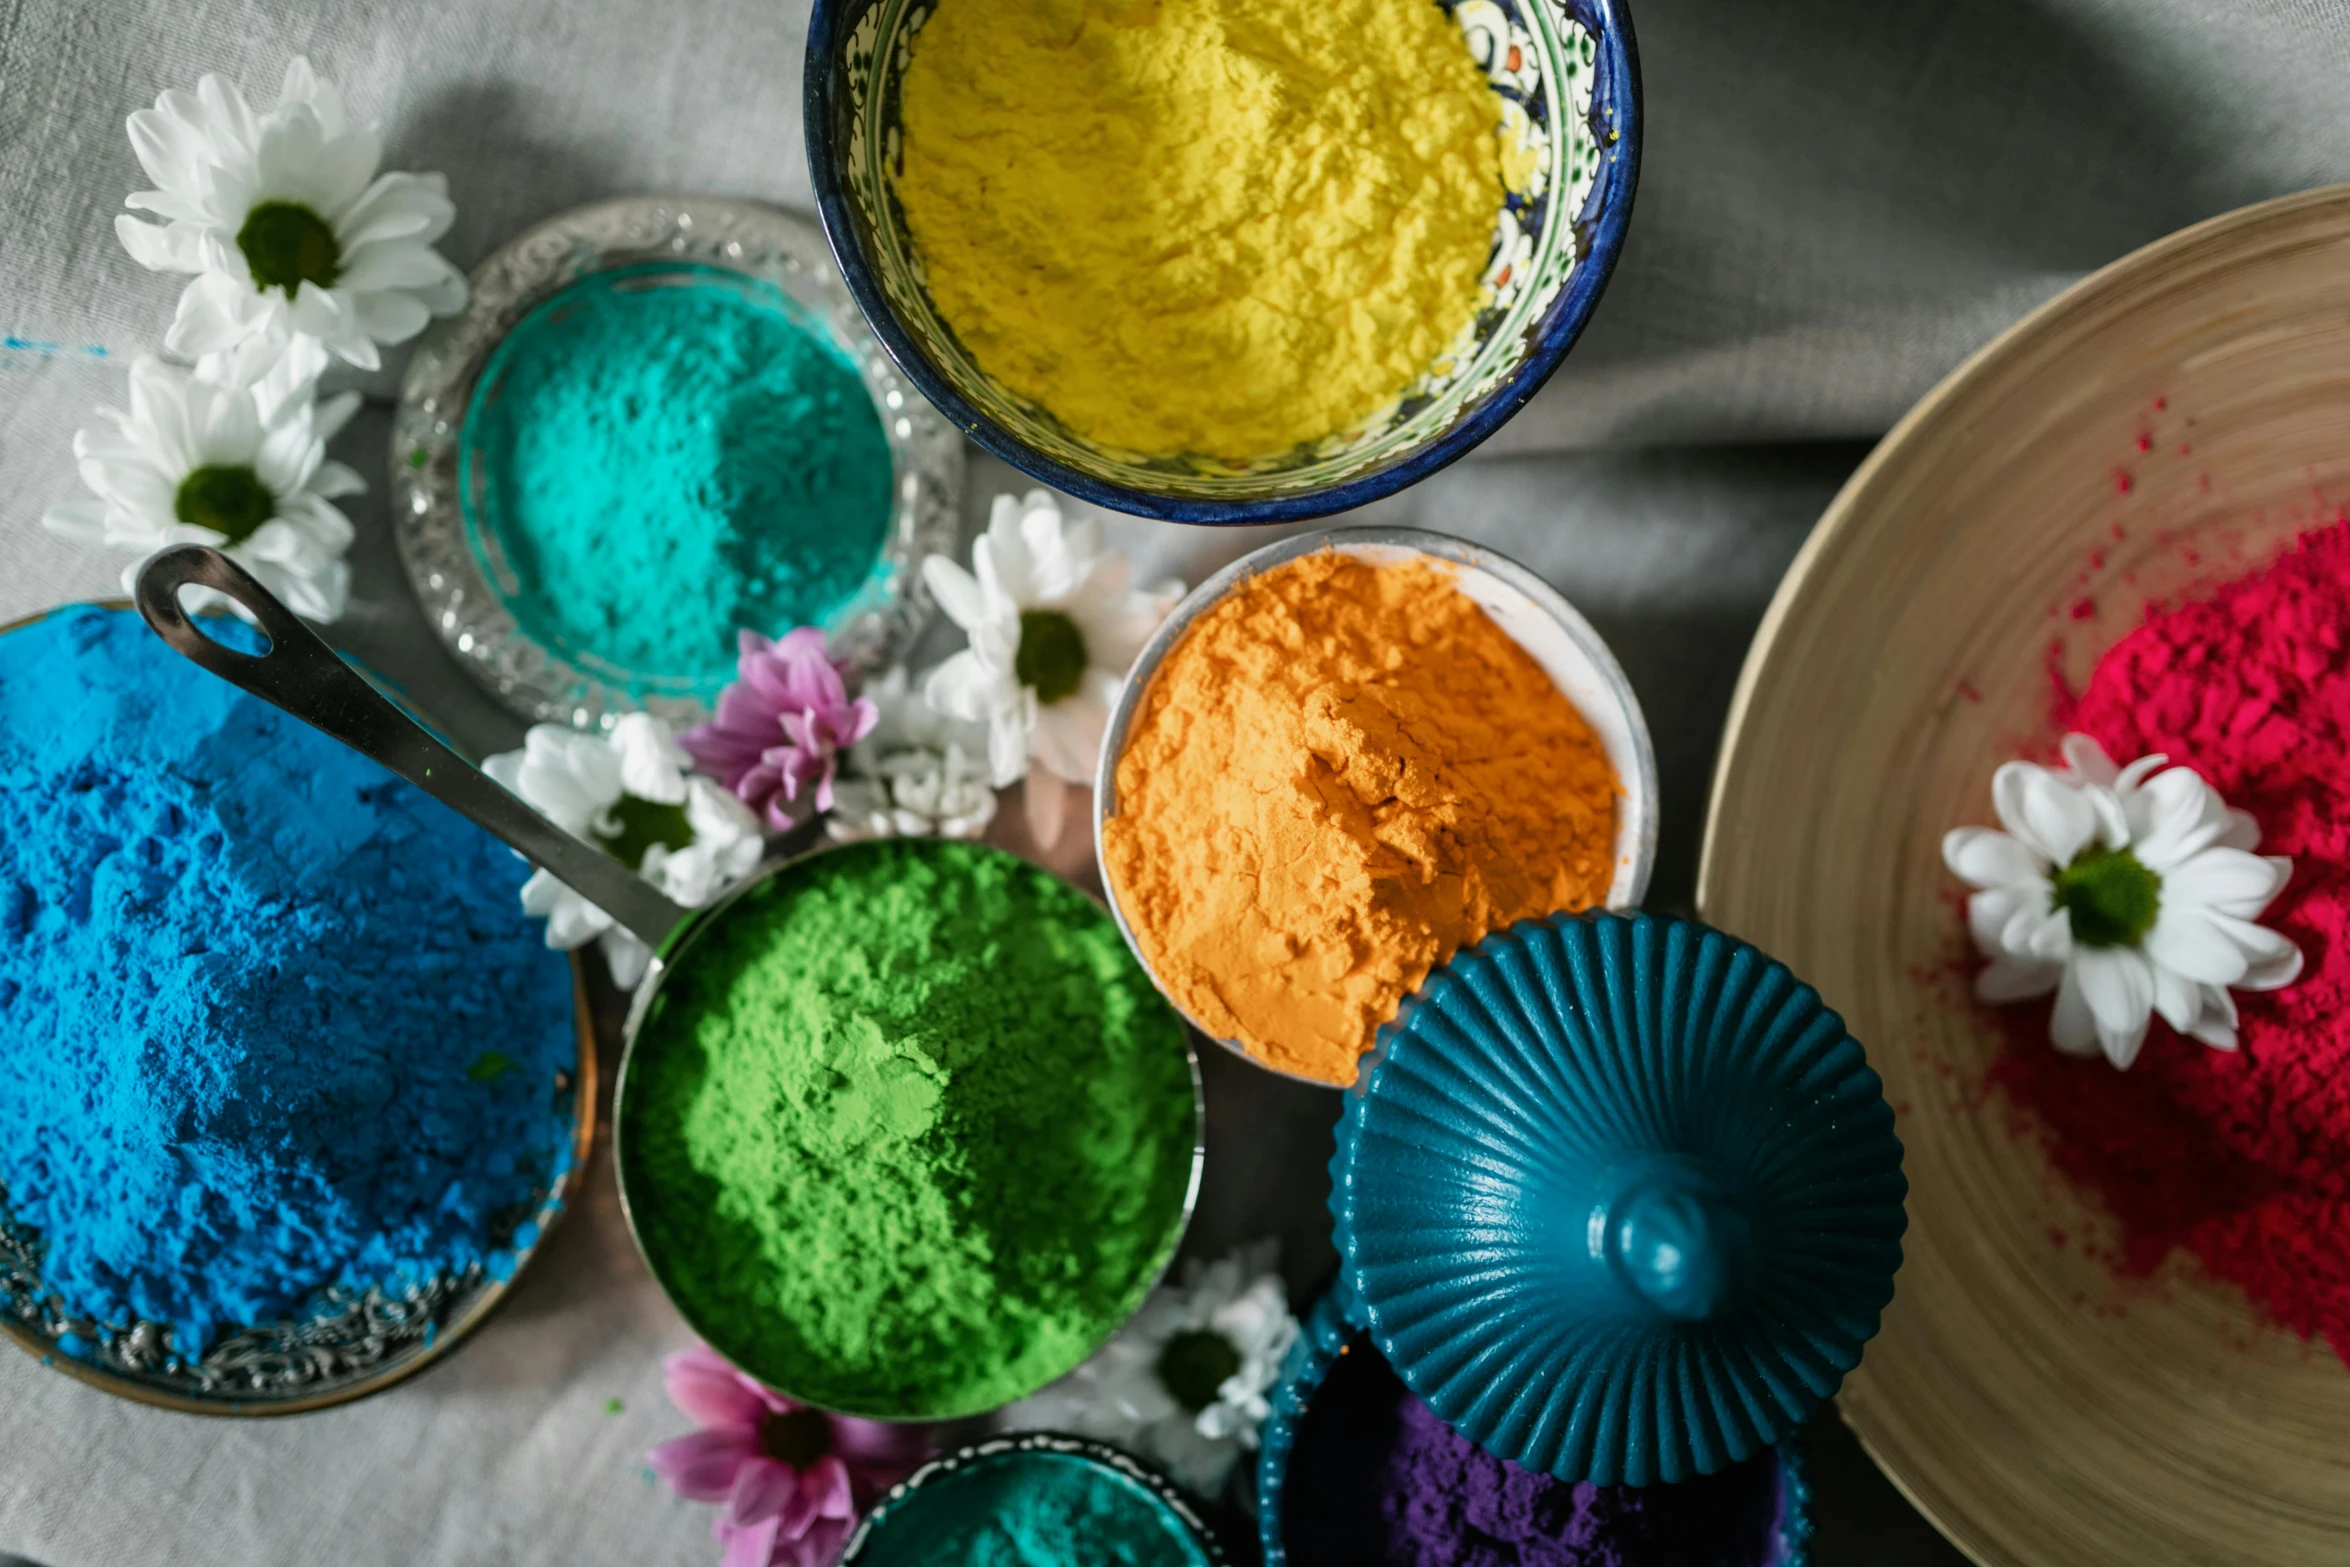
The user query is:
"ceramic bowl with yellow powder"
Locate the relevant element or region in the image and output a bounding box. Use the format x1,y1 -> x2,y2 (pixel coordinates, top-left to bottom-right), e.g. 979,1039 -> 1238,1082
1094,527 -> 1657,1085
805,0 -> 1639,523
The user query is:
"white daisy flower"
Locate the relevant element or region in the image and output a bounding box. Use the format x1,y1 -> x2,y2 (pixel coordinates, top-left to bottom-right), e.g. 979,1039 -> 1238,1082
826,668 -> 999,842
1943,733 -> 2302,1069
921,490 -> 1180,847
1006,1244 -> 1298,1498
116,56 -> 466,372
485,714 -> 763,989
43,354 -> 360,623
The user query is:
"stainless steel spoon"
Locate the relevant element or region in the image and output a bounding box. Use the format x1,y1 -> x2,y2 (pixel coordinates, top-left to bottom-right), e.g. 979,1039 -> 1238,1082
136,543 -> 688,951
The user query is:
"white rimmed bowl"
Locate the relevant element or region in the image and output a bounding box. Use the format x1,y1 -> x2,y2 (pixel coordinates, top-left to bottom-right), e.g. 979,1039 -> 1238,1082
1094,525 -> 1656,1087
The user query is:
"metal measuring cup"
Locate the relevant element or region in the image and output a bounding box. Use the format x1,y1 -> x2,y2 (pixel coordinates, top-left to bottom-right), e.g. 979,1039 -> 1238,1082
136,543 -> 1204,1419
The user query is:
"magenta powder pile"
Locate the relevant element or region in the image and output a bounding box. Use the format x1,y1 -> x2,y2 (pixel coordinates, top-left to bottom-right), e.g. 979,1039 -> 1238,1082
1282,1338 -> 1786,1567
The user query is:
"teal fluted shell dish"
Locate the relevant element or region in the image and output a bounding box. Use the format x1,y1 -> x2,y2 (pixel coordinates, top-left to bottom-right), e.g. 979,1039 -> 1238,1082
1256,1284 -> 1813,1566
1331,910 -> 1907,1486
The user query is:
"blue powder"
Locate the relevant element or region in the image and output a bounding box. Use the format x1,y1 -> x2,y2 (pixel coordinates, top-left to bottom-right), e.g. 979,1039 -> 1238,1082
0,606 -> 578,1356
854,1452 -> 1208,1567
459,261 -> 896,698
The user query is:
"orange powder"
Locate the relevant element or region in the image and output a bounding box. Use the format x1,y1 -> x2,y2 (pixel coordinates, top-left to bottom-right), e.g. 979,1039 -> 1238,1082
1100,551 -> 1619,1084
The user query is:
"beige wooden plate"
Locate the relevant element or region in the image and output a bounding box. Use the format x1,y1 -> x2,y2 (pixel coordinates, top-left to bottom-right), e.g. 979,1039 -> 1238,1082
1698,184 -> 2350,1567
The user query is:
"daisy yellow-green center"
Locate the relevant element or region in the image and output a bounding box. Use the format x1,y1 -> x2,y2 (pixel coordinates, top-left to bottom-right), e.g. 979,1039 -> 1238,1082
1156,1327 -> 1242,1413
237,200 -> 341,295
173,464 -> 276,544
594,795 -> 695,869
2053,844 -> 2162,948
1016,609 -> 1088,704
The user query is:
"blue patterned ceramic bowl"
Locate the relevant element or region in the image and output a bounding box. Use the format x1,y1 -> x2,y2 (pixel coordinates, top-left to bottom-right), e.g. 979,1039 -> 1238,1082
1256,1284 -> 1814,1565
1331,910 -> 1908,1486
804,0 -> 1640,524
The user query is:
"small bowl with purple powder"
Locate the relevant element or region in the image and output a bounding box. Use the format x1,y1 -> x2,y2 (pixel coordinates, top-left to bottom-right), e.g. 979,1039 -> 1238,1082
1257,1288 -> 1812,1567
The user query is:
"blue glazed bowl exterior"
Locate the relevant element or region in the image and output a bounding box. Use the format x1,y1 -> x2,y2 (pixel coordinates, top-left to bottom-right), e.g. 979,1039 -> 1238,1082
805,0 -> 1641,524
1330,910 -> 1908,1487
1256,1286 -> 1814,1566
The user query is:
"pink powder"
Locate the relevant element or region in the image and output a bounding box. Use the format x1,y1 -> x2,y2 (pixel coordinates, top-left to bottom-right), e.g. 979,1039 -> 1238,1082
1990,515 -> 2350,1359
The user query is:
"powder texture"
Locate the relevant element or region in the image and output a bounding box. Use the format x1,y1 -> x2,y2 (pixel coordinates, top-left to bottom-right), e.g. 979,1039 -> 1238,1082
0,606 -> 578,1355
854,1452 -> 1206,1567
621,839 -> 1196,1417
1284,1338 -> 1786,1566
1992,518 -> 2350,1362
1101,552 -> 1618,1084
893,0 -> 1502,458
461,262 -> 893,695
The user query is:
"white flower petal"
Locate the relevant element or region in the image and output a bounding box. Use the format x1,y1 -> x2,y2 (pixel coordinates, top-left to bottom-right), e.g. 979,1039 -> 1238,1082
610,712 -> 691,803
2073,946 -> 2155,1040
1975,955 -> 2061,1003
1944,828 -> 2045,891
1994,762 -> 2098,866
2049,962 -> 2101,1057
2133,766 -> 2232,871
923,555 -> 991,632
987,705 -> 1031,789
2058,733 -> 2121,787
2148,959 -> 2199,1034
2161,847 -> 2286,912
2143,906 -> 2250,988
923,650 -> 1016,725
1030,681 -> 1108,784
600,929 -> 652,990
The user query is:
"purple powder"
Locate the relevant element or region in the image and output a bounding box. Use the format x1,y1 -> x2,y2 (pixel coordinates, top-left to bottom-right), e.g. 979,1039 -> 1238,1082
1283,1337 -> 1785,1567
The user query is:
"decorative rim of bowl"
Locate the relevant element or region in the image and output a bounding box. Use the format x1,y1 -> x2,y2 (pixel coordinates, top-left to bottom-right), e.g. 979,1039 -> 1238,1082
1254,1284 -> 1815,1567
391,193 -> 965,729
802,0 -> 1641,525
840,1430 -> 1232,1565
609,836 -> 1207,1423
0,603 -> 598,1416
1092,525 -> 1660,1087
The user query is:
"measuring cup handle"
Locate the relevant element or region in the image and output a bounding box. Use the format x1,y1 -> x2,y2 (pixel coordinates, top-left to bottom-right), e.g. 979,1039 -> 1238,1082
135,544 -> 690,950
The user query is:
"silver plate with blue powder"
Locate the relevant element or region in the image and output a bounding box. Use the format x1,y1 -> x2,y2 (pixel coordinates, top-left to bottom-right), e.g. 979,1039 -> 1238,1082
0,604 -> 600,1416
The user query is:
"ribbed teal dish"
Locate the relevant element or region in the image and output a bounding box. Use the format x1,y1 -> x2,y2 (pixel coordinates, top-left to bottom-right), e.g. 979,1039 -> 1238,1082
1256,1285 -> 1814,1565
1331,910 -> 1907,1486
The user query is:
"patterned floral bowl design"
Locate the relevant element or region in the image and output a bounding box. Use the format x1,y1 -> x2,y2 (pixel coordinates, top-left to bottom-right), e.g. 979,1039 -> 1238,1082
804,0 -> 1640,524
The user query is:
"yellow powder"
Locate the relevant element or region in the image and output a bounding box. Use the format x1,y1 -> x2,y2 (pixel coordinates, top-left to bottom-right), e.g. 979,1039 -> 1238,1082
1101,552 -> 1620,1084
892,0 -> 1503,460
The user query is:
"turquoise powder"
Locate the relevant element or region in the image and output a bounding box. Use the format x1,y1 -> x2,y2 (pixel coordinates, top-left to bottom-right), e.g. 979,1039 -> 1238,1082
852,1451 -> 1209,1567
459,261 -> 895,699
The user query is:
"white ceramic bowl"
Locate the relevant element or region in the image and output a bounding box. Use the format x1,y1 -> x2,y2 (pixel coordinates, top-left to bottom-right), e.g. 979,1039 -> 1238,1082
1094,525 -> 1657,1085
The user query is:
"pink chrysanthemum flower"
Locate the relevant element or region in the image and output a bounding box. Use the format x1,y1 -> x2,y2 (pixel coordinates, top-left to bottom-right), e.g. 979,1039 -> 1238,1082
648,1345 -> 929,1567
680,629 -> 879,828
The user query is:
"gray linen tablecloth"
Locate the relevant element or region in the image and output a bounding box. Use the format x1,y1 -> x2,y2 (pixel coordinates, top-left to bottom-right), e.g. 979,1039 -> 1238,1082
4,0 -> 2349,1562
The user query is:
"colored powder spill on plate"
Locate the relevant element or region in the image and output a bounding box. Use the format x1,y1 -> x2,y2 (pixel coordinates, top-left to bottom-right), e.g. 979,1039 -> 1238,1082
1282,1336 -> 1791,1567
1990,516 -> 2350,1361
619,838 -> 1198,1418
0,606 -> 579,1356
850,1450 -> 1209,1567
458,260 -> 894,698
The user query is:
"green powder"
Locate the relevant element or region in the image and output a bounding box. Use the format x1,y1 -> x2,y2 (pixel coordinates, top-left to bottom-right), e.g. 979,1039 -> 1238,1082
458,260 -> 895,701
852,1451 -> 1209,1567
620,840 -> 1197,1417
